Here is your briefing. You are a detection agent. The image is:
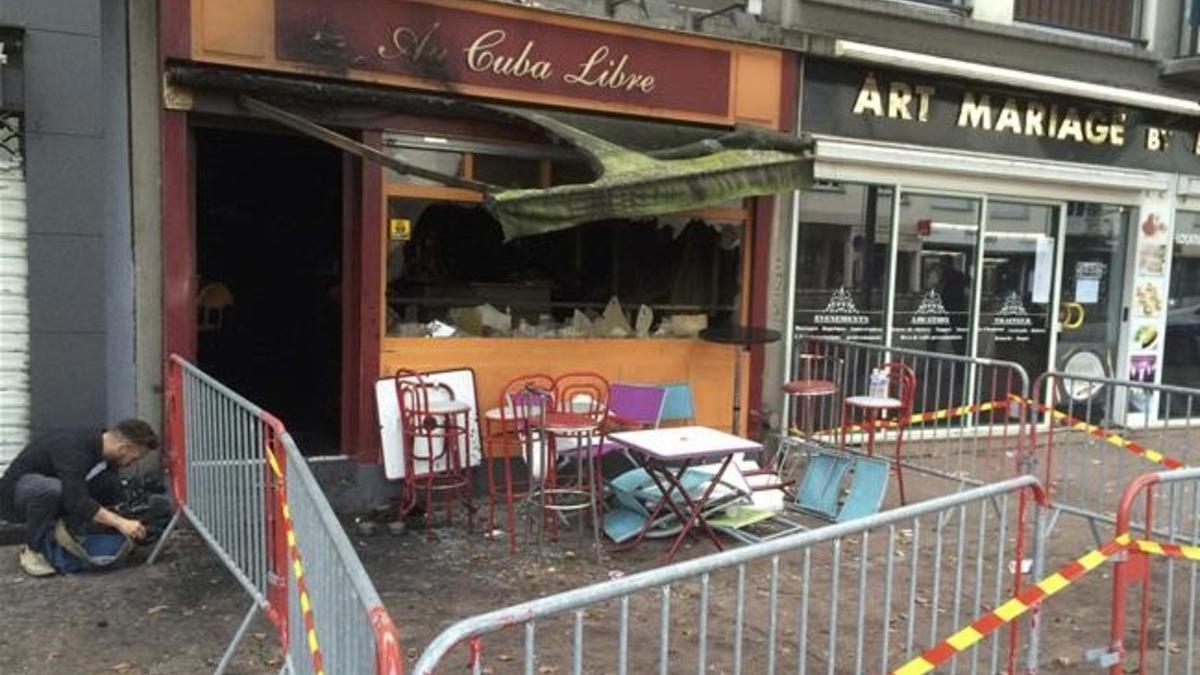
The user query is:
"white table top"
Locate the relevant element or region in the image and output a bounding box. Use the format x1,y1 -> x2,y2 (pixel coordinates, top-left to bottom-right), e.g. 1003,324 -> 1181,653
844,395 -> 902,409
608,426 -> 762,461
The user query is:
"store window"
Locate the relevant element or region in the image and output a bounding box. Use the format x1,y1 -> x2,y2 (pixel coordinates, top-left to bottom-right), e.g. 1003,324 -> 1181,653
976,201 -> 1058,380
383,140 -> 744,339
893,193 -> 979,355
790,181 -> 893,345
1163,210 -> 1200,410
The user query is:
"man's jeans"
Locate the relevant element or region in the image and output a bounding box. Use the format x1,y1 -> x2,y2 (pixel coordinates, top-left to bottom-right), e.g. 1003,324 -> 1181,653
9,472 -> 123,549
12,474 -> 62,549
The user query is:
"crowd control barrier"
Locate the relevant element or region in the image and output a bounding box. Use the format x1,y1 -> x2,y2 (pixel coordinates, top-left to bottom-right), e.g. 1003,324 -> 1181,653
791,337 -> 1032,493
148,355 -> 403,675
412,476 -> 1048,675
1105,467 -> 1200,674
1028,372 -> 1200,538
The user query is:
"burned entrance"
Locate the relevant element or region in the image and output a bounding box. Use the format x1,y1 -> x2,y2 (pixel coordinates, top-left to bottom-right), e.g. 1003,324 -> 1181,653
195,128 -> 343,453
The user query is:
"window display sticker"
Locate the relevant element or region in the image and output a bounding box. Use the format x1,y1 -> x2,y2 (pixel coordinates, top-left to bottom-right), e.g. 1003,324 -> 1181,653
1134,281 -> 1164,318
1141,213 -> 1167,240
1133,323 -> 1159,350
1074,261 -> 1105,305
1075,278 -> 1100,304
1032,236 -> 1053,304
1129,353 -> 1157,383
1137,243 -> 1167,276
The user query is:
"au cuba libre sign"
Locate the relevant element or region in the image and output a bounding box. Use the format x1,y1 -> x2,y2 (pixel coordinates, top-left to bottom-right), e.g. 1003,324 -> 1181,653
276,0 -> 732,118
803,59 -> 1200,174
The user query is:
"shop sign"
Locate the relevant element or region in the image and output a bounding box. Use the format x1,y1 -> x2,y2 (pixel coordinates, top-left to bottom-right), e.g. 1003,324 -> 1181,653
804,60 -> 1200,174
795,287 -> 883,343
813,287 -> 869,326
276,0 -> 732,118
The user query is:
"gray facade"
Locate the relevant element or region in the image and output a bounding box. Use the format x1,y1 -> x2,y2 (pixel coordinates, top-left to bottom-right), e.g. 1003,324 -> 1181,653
0,0 -> 137,440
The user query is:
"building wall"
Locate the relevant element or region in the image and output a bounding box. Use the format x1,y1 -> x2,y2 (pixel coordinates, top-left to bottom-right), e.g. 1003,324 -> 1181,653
0,1 -> 135,436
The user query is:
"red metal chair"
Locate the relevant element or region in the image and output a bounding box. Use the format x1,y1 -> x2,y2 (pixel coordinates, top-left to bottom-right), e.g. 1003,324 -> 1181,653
394,369 -> 474,539
483,373 -> 554,553
540,372 -> 610,557
839,362 -> 917,504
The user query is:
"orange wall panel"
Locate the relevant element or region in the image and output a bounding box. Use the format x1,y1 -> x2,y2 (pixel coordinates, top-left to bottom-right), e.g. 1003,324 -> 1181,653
733,49 -> 783,129
194,0 -> 273,61
379,338 -> 739,431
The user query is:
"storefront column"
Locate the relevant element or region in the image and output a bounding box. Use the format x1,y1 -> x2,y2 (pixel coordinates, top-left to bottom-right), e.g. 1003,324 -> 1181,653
161,112 -> 195,365
353,131 -> 384,465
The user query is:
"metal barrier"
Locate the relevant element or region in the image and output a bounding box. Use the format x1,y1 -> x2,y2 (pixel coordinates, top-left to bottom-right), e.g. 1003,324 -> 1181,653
413,476 -> 1048,675
149,355 -> 403,675
790,337 -> 1031,495
1105,467 -> 1200,673
278,430 -> 404,675
1028,372 -> 1200,537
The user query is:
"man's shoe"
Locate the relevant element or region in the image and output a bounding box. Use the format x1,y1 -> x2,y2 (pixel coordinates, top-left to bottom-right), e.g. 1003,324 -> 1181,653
18,545 -> 56,577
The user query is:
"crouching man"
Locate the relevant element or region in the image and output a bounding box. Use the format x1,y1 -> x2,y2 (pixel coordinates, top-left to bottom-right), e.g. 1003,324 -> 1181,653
0,419 -> 158,576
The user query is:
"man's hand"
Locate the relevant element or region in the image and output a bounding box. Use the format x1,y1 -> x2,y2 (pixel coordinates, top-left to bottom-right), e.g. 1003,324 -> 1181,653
94,505 -> 147,541
116,517 -> 147,541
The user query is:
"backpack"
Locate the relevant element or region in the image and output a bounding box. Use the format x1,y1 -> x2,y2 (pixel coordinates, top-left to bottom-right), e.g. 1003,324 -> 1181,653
40,519 -> 134,573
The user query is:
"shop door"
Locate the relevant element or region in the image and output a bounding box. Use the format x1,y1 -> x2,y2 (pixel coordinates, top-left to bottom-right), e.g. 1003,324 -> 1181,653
975,201 -> 1059,380
893,193 -> 980,356
1054,203 -> 1133,383
195,129 -> 344,454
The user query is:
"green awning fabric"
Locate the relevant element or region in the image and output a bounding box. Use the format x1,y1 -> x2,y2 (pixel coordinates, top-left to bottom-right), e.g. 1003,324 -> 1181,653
484,107 -> 814,240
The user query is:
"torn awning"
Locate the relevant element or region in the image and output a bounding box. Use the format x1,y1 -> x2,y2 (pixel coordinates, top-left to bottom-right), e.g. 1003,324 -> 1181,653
485,107 -> 814,240
168,65 -> 812,240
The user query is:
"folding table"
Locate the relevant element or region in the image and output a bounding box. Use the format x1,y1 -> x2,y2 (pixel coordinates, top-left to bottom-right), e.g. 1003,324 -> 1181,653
608,426 -> 762,562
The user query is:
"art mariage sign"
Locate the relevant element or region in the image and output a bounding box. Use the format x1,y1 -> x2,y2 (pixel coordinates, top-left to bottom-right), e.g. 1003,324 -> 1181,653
804,59 -> 1200,174
275,0 -> 733,118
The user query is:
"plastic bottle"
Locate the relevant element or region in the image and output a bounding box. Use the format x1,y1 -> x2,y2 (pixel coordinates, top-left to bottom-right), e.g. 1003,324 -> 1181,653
869,368 -> 888,399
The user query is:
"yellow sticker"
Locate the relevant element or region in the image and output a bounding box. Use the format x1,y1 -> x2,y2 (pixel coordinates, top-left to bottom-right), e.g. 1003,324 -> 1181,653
389,218 -> 412,241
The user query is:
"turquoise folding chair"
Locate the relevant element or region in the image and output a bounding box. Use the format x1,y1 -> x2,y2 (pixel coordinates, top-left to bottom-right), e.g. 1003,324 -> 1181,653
602,466 -> 747,543
792,450 -> 854,519
835,455 -> 890,522
659,382 -> 696,426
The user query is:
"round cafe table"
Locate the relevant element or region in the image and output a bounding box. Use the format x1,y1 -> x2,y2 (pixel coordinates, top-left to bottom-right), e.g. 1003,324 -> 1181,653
699,326 -> 782,435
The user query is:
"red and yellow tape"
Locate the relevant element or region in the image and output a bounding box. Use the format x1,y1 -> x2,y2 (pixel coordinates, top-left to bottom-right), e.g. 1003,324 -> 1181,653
798,399 -> 1012,438
1019,395 -> 1185,471
268,451 -> 326,675
892,533 -> 1132,675
892,534 -> 1200,674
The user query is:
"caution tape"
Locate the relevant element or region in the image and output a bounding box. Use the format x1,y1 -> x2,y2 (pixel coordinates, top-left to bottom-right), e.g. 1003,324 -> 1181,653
1130,538 -> 1200,562
891,533 -> 1133,675
267,450 -> 326,675
1018,395 -> 1185,471
892,534 -> 1200,675
796,399 -> 1012,438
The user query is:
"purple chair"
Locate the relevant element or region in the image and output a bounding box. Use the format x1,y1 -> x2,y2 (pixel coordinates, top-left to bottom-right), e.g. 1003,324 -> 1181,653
556,382 -> 667,460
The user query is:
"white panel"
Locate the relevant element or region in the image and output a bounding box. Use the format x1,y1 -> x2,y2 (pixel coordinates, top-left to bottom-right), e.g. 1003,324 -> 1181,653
0,156 -> 29,468
375,370 -> 484,481
814,136 -> 1165,204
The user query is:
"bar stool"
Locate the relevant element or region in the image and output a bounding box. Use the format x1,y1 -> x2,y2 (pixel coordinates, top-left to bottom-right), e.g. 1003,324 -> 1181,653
394,369 -> 474,539
778,353 -> 843,479
538,372 -> 610,558
483,374 -> 553,553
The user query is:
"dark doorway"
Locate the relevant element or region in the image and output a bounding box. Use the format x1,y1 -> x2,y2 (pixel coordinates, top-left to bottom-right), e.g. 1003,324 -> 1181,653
195,128 -> 343,454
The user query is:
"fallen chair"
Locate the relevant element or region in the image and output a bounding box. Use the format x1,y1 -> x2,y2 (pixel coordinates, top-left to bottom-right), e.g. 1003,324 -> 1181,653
602,466 -> 750,544
715,448 -> 890,544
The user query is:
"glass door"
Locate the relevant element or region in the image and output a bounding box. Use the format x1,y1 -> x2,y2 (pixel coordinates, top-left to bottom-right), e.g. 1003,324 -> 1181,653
893,193 -> 980,356
1055,203 -> 1133,380
976,201 -> 1059,379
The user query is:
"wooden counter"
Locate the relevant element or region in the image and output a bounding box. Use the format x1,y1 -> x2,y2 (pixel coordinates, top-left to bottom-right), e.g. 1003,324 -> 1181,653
380,337 -> 741,431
